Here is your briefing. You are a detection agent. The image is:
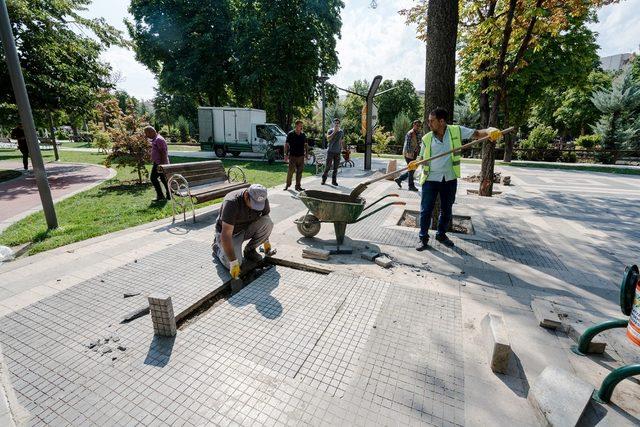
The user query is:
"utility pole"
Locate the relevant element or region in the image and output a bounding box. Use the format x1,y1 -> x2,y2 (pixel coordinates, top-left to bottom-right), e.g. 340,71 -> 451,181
364,76 -> 382,170
318,75 -> 329,149
0,0 -> 57,229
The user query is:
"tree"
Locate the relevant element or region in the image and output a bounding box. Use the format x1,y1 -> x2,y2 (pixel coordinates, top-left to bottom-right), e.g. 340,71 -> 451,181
103,99 -> 151,184
591,68 -> 640,161
376,79 -> 422,131
128,0 -> 235,107
393,112 -> 412,149
403,0 -> 616,195
233,0 -> 343,129
0,0 -> 123,147
341,80 -> 369,138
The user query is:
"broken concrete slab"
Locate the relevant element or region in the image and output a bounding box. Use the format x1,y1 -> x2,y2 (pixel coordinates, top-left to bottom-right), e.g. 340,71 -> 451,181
121,305 -> 150,323
375,256 -> 393,268
531,298 -> 563,330
302,247 -> 330,260
361,250 -> 381,261
564,321 -> 606,354
528,366 -> 593,427
480,313 -> 512,374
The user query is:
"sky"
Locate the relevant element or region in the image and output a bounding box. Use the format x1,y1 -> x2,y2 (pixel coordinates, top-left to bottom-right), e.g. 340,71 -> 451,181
82,0 -> 640,101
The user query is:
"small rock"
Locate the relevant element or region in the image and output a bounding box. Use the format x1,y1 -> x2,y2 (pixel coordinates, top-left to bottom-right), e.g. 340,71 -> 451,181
111,357 -> 117,361
117,345 -> 127,351
375,256 -> 393,268
56,279 -> 61,282
111,335 -> 120,342
123,292 -> 141,298
87,340 -> 99,349
100,279 -> 105,283
101,346 -> 113,355
134,259 -> 138,263
0,245 -> 15,263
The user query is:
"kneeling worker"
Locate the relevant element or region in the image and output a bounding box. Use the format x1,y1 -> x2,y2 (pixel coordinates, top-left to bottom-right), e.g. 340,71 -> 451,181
212,184 -> 274,278
408,107 -> 502,251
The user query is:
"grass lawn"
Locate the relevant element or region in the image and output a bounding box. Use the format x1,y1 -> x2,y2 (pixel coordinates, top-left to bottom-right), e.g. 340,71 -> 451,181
0,148 -> 312,255
461,158 -> 640,176
167,143 -> 201,151
0,169 -> 22,183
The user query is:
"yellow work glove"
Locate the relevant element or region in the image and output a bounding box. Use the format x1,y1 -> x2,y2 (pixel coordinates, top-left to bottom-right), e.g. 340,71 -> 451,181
487,127 -> 503,142
263,242 -> 272,254
229,259 -> 241,279
407,160 -> 419,171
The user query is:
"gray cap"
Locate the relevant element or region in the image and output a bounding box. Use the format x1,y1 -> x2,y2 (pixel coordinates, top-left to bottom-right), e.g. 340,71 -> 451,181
247,184 -> 268,211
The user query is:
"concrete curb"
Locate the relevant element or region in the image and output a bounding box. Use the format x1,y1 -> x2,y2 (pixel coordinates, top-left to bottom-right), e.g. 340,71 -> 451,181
0,345 -> 30,426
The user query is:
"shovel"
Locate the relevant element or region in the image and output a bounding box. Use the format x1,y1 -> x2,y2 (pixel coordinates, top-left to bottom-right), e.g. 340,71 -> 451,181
349,127 -> 516,199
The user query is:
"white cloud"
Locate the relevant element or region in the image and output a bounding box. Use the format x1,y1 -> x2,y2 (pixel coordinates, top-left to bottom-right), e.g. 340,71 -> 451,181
588,0 -> 640,56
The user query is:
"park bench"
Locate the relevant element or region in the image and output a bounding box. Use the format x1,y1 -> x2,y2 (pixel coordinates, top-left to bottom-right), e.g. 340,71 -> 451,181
158,160 -> 249,222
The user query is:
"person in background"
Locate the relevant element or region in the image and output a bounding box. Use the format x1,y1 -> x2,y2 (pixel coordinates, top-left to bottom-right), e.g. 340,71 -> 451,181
11,124 -> 29,171
284,120 -> 308,192
322,118 -> 344,186
394,119 -> 423,191
212,184 -> 274,279
144,125 -> 170,201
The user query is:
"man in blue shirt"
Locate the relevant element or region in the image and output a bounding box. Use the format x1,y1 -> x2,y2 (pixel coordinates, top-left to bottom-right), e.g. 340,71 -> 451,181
408,107 -> 502,250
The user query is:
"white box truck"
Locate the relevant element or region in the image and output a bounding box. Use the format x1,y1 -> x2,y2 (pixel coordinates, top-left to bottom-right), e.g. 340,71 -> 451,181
198,107 -> 287,158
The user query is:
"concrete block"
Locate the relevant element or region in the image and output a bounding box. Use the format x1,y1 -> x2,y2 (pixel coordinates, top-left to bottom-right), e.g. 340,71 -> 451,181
531,298 -> 563,329
302,247 -> 330,260
563,321 -> 606,354
361,250 -> 380,261
480,313 -> 512,374
528,366 -> 593,427
375,256 -> 393,268
148,294 -> 177,337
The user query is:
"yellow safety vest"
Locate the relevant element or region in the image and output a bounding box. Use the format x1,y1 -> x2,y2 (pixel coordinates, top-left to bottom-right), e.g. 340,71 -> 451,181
419,125 -> 462,185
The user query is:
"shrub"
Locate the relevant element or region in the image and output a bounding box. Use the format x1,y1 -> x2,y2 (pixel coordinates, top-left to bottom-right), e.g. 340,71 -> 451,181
372,127 -> 392,156
392,112 -> 412,152
560,151 -> 577,163
518,125 -> 557,160
92,130 -> 111,154
175,116 -> 190,143
574,134 -> 601,149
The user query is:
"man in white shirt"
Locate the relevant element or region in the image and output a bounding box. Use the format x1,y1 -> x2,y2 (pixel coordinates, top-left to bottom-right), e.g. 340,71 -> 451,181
407,107 -> 501,250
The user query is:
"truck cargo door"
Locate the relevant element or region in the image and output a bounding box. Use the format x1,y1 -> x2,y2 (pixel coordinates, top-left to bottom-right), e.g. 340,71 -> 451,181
223,110 -> 236,143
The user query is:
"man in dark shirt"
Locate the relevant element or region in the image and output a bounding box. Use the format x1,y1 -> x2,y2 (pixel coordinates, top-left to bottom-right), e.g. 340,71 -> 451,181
322,118 -> 344,186
284,120 -> 308,191
212,184 -> 274,278
11,124 -> 29,171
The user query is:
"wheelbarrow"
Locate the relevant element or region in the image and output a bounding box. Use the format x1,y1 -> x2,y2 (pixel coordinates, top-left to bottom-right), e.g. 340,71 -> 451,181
293,190 -> 406,251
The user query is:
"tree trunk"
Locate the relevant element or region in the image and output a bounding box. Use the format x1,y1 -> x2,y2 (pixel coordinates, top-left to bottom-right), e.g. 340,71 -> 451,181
424,0 -> 459,118
502,94 -> 513,162
49,111 -> 60,161
424,0 -> 459,223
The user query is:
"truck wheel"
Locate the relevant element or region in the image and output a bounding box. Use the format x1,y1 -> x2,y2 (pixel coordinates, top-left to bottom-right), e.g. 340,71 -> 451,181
215,147 -> 226,158
231,151 -> 241,157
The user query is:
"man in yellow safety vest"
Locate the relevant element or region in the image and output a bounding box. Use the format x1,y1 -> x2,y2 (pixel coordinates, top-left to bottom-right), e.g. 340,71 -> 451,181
408,107 -> 502,251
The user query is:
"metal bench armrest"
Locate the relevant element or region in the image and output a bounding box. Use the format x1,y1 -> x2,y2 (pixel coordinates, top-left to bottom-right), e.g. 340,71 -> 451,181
226,165 -> 247,184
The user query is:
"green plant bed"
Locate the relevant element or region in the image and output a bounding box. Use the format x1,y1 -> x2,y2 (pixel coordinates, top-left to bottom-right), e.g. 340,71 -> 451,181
0,148 -> 313,255
0,169 -> 22,183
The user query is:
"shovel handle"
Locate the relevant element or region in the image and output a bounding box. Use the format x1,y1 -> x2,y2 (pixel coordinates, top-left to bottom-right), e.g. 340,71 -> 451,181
362,126 -> 516,186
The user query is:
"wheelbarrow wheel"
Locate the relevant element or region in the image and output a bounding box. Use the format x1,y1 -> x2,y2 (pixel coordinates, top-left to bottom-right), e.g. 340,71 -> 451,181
297,214 -> 321,238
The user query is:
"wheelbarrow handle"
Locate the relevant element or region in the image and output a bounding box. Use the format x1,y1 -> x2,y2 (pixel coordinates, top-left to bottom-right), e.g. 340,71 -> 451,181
356,201 -> 406,223
363,193 -> 400,211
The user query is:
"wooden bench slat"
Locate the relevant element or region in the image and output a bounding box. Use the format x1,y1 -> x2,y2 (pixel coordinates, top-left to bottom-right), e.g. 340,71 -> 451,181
193,182 -> 250,203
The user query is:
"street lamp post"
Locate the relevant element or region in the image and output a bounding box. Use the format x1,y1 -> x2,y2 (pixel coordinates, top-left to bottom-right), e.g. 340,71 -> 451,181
0,0 -> 57,229
318,75 -> 329,149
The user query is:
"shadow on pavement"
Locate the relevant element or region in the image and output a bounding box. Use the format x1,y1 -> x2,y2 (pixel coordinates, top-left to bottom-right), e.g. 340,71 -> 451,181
144,335 -> 176,367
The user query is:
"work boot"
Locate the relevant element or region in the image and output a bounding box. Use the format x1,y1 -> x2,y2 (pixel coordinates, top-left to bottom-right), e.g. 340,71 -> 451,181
332,180 -> 338,186
243,248 -> 263,263
436,234 -> 454,247
408,185 -> 418,192
394,177 -> 402,188
295,186 -> 305,192
321,176 -> 327,185
284,185 -> 290,191
416,238 -> 429,252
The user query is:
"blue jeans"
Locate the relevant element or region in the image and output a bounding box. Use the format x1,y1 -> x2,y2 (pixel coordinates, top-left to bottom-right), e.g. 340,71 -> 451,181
419,178 -> 457,240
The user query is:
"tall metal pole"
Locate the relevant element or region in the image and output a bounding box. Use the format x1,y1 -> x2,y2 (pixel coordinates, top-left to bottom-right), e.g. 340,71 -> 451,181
0,0 -> 57,229
364,75 -> 382,171
319,75 -> 328,149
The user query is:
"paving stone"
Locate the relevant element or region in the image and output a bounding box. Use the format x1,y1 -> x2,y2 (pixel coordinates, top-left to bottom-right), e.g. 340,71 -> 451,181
480,313 -> 512,374
531,298 -> 563,330
375,256 -> 393,268
360,250 -> 380,261
528,366 -> 593,427
302,248 -> 330,260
